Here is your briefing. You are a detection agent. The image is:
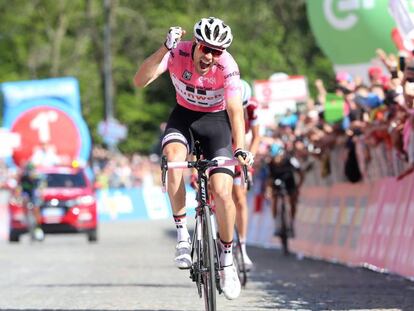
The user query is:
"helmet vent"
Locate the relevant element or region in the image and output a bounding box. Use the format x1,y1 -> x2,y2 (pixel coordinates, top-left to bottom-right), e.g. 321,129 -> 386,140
218,30 -> 228,42
204,25 -> 211,38
195,28 -> 202,37
213,25 -> 220,40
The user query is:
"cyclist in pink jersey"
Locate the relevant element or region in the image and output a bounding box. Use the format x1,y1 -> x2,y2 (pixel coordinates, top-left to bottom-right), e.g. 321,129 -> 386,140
233,79 -> 261,270
134,17 -> 253,300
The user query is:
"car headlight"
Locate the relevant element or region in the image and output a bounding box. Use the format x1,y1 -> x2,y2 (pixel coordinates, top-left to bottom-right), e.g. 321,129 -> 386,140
66,195 -> 95,207
77,195 -> 95,205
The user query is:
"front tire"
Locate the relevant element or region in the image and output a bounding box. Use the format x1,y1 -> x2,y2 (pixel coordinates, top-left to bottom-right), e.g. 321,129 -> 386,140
87,229 -> 98,242
279,201 -> 289,255
202,206 -> 216,311
9,231 -> 20,243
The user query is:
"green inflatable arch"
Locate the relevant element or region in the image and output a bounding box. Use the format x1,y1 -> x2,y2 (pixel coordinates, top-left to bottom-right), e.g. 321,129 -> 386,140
307,0 -> 397,65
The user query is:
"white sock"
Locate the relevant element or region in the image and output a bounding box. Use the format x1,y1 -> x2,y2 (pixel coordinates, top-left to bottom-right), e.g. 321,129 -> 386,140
173,214 -> 190,243
240,239 -> 247,256
220,240 -> 233,267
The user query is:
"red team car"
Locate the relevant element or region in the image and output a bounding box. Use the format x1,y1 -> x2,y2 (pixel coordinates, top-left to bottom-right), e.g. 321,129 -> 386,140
8,165 -> 98,242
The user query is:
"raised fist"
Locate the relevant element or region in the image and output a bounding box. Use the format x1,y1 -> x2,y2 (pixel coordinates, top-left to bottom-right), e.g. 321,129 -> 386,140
164,26 -> 183,50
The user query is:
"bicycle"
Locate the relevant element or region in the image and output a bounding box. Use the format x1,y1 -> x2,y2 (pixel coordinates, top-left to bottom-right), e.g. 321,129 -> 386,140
161,141 -> 248,311
22,193 -> 44,242
232,227 -> 247,287
273,178 -> 290,255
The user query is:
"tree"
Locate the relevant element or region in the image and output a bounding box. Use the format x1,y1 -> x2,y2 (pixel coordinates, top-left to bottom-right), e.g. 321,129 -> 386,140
0,0 -> 333,154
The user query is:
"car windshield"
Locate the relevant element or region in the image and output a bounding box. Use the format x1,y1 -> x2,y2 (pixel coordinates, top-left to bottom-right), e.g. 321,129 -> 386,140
44,172 -> 87,188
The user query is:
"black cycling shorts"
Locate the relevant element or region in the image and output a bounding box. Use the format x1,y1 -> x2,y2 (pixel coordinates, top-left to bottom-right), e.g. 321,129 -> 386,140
161,104 -> 234,177
272,176 -> 297,196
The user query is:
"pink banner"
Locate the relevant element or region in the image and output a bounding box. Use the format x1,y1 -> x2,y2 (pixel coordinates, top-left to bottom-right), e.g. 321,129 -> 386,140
0,190 -> 10,241
248,174 -> 414,279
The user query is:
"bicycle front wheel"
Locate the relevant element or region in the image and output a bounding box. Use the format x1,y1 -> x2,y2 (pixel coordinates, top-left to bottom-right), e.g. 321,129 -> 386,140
279,201 -> 289,255
202,206 -> 217,311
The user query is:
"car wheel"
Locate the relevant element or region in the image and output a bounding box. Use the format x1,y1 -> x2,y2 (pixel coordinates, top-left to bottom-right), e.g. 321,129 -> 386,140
87,230 -> 98,243
9,231 -> 20,243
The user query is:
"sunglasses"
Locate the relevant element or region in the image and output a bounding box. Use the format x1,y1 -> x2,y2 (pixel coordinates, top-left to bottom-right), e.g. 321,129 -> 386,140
198,44 -> 223,57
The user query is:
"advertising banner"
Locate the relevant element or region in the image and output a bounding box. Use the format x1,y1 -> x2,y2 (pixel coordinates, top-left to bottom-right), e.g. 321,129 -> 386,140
253,76 -> 308,104
324,93 -> 345,124
384,174 -> 413,273
307,0 -> 396,65
389,0 -> 414,51
96,185 -> 197,222
0,190 -> 10,242
248,175 -> 414,279
1,77 -> 91,166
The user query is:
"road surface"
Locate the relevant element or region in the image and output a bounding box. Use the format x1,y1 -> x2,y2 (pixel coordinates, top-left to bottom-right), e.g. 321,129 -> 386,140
0,220 -> 413,310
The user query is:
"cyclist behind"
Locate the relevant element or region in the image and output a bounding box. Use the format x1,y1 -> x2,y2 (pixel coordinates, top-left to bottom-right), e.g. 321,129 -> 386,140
232,79 -> 261,269
134,17 -> 253,300
267,142 -> 304,237
20,162 -> 44,241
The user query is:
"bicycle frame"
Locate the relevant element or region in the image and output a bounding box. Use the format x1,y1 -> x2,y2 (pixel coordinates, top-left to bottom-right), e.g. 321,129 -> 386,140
274,178 -> 289,255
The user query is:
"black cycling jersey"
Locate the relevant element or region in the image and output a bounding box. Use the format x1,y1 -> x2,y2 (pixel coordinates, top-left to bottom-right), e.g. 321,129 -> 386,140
268,156 -> 301,195
161,104 -> 234,176
20,174 -> 38,199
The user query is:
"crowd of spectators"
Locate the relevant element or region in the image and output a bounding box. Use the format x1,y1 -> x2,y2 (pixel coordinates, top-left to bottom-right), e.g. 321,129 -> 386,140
91,146 -> 161,189
255,48 -> 414,187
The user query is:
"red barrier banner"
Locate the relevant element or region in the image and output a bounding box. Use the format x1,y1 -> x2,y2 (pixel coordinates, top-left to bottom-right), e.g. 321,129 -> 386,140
334,183 -> 370,265
315,187 -> 342,260
356,180 -> 385,266
385,174 -> 414,274
391,173 -> 414,278
366,178 -> 406,270
248,175 -> 414,279
291,187 -> 329,257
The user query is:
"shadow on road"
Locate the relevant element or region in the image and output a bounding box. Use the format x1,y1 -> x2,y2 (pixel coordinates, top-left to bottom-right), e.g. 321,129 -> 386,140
28,282 -> 192,289
248,245 -> 414,311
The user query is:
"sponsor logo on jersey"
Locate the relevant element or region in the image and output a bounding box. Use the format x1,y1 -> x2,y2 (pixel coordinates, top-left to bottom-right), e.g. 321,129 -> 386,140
179,49 -> 190,57
215,63 -> 225,71
171,74 -> 224,107
224,71 -> 240,79
198,76 -> 217,85
182,70 -> 192,81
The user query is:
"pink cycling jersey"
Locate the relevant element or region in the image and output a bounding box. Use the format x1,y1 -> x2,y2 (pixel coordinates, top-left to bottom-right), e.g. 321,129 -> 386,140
160,41 -> 241,113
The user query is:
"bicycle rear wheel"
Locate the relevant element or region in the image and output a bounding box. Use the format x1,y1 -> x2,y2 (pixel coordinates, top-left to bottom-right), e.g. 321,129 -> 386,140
26,203 -> 37,241
202,206 -> 217,311
233,228 -> 247,287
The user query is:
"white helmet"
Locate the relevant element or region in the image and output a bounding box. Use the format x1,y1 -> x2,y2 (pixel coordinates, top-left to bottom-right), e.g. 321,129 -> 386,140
240,79 -> 252,106
194,17 -> 233,49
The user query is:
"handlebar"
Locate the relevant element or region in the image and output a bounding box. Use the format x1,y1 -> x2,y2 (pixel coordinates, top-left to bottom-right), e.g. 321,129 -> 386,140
242,165 -> 248,185
166,158 -> 239,169
161,156 -> 249,190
